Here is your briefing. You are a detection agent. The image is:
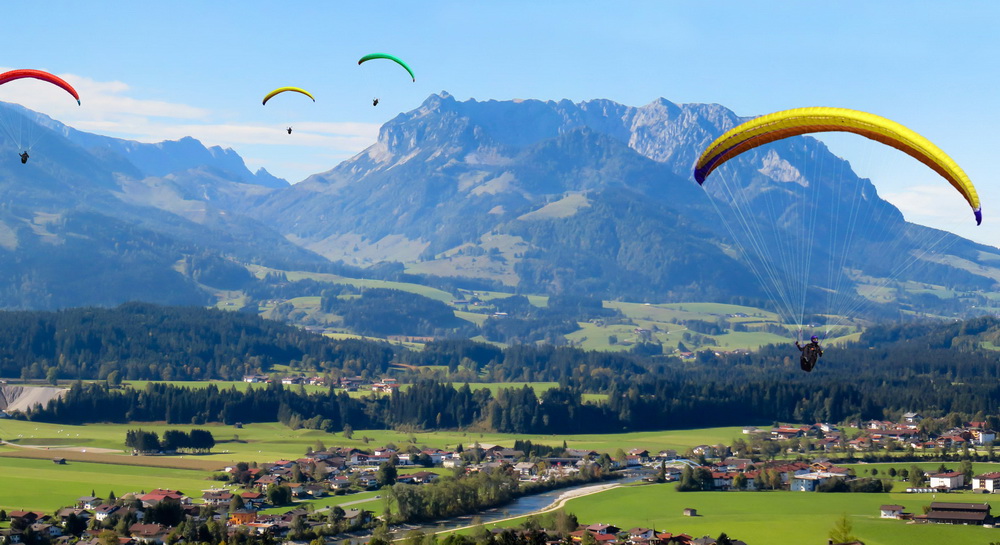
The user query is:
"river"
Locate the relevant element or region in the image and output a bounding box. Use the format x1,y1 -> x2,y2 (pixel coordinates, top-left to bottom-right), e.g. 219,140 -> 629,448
339,474 -> 646,543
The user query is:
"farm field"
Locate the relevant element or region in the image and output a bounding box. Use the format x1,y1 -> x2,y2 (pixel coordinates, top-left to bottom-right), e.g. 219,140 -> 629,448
486,482 -> 1000,545
0,420 -> 746,467
219,263 -> 861,351
0,456 -> 222,512
841,461 -> 1000,477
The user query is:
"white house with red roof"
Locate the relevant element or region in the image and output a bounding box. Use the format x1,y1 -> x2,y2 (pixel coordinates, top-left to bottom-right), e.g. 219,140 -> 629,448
929,471 -> 965,490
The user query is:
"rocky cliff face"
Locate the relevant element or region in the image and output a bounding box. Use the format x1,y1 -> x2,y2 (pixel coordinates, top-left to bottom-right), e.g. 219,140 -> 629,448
0,385 -> 66,413
246,93 -> 1000,310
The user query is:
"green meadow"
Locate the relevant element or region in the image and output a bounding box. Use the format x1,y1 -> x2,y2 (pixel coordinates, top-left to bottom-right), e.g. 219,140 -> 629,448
486,482 -> 1000,545
0,420 -> 746,466
0,456 -> 221,512
841,461 -> 1000,477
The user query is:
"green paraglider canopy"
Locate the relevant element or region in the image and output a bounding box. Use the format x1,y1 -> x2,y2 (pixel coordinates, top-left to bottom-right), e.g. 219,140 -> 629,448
358,53 -> 415,82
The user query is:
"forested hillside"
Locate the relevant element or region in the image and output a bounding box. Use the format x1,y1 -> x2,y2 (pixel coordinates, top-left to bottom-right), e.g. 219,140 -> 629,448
0,302 -> 393,381
8,306 -> 1000,433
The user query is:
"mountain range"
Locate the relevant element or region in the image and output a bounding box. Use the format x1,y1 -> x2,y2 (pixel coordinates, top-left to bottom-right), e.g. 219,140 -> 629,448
0,93 -> 996,319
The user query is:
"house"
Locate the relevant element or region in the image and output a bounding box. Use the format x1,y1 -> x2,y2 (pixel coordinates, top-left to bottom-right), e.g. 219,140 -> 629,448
790,471 -> 848,492
405,471 -> 439,484
419,449 -> 453,465
128,523 -> 170,544
902,412 -> 922,424
9,511 -> 48,524
655,449 -> 678,459
923,502 -> 991,525
242,374 -> 269,383
241,491 -> 266,508
229,510 -> 258,525
1,528 -> 24,543
585,524 -> 620,535
495,448 -> 525,461
719,458 -> 753,471
514,462 -> 537,478
93,504 -> 120,522
30,523 -> 62,539
683,508 -> 698,517
55,508 -> 91,523
973,429 -> 997,445
928,471 -> 965,490
973,472 -> 1000,492
77,496 -> 104,510
626,528 -> 655,541
880,504 -> 905,519
138,489 -> 187,507
342,509 -> 372,525
627,449 -> 650,461
254,475 -> 284,488
202,490 -> 234,506
691,445 -> 717,457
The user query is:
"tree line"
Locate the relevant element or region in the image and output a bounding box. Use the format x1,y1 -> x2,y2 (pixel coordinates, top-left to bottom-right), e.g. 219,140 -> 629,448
14,311 -> 1000,432
125,428 -> 215,453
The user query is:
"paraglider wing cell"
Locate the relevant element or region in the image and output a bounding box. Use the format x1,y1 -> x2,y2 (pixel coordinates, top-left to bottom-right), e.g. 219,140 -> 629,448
357,53 -> 415,82
693,107 -> 981,224
0,69 -> 80,105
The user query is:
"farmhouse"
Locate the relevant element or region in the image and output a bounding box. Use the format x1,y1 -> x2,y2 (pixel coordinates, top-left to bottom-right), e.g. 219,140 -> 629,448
880,504 -> 905,519
922,502 -> 991,525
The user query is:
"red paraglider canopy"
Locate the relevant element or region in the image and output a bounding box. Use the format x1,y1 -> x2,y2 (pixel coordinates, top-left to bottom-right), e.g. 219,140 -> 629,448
0,69 -> 80,105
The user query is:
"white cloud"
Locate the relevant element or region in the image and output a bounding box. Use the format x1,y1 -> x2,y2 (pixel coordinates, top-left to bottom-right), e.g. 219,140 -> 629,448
883,185 -> 967,223
0,68 -> 208,120
883,184 -> 996,248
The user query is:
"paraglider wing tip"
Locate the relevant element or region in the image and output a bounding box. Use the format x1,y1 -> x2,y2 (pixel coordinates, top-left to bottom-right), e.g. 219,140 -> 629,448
693,169 -> 707,185
412,78 -> 416,82
975,208 -> 982,225
76,100 -> 81,106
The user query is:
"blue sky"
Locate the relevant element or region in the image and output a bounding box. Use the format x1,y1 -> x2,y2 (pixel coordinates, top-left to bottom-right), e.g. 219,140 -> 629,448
2,1 -> 997,245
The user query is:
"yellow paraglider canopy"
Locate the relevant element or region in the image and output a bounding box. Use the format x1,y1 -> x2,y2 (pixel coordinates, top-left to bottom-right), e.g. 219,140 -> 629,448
694,107 -> 981,224
262,87 -> 315,106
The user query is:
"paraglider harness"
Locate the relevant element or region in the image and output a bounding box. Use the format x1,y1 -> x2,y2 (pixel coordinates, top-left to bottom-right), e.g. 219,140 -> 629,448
795,337 -> 823,372
19,151 -> 28,164
287,127 -> 292,134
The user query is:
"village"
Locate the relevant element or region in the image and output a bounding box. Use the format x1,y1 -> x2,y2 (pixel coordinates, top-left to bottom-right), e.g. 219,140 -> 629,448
5,411 -> 1000,545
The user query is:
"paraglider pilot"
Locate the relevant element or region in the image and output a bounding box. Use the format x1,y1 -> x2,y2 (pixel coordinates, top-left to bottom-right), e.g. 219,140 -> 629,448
287,127 -> 292,134
372,98 -> 379,107
19,151 -> 28,164
795,335 -> 823,372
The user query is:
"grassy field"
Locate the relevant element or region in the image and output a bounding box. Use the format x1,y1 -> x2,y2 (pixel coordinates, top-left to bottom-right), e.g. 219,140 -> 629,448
0,456 -> 223,512
841,461 -> 1000,477
0,420 -> 746,467
482,481 -> 1000,545
7,414 -> 999,545
246,265 -> 456,303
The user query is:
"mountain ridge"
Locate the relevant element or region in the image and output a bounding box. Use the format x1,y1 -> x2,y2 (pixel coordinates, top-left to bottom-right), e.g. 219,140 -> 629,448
0,93 -> 996,320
